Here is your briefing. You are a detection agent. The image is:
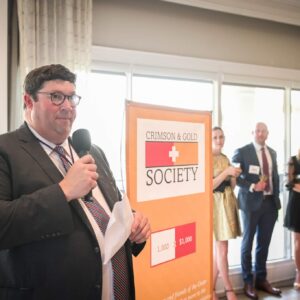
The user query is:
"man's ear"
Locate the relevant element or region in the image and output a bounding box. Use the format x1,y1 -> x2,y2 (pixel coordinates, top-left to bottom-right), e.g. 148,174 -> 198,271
24,93 -> 33,109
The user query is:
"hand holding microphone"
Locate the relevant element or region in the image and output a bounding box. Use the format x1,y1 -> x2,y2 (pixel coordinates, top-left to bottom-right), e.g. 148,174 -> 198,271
59,129 -> 98,202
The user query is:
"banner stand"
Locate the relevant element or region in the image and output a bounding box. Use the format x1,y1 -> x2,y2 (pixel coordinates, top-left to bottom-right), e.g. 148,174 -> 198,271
126,101 -> 213,300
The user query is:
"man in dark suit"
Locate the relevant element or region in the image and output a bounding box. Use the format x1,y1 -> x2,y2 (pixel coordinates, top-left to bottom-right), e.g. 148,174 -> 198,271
232,122 -> 281,300
0,64 -> 151,300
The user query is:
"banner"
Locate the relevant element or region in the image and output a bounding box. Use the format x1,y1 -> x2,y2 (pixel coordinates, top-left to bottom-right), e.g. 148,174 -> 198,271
126,101 -> 212,300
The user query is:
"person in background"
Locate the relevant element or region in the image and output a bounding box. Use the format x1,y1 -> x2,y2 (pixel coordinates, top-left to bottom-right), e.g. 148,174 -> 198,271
284,150 -> 300,290
0,64 -> 151,300
212,126 -> 242,300
232,122 -> 281,300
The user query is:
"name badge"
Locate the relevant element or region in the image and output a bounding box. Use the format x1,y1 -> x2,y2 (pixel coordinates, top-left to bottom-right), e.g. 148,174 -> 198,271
249,165 -> 260,175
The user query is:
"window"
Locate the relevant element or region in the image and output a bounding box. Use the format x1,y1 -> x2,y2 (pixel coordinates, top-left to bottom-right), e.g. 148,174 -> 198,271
76,47 -> 299,283
75,71 -> 213,189
74,71 -> 127,188
132,75 -> 213,111
291,90 -> 300,156
221,84 -> 285,266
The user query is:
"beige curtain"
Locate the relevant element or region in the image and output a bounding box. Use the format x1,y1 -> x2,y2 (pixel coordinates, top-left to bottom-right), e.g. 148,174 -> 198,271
18,0 -> 92,75
13,0 -> 92,129
8,0 -> 21,131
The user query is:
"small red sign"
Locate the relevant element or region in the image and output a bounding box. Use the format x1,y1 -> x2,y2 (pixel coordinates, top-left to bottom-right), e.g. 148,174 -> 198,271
175,222 -> 196,258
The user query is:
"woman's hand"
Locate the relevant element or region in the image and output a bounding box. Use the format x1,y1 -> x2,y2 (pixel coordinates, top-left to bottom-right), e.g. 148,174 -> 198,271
227,166 -> 242,178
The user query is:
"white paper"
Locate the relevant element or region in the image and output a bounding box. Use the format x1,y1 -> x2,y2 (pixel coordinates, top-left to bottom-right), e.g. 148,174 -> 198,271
103,193 -> 134,264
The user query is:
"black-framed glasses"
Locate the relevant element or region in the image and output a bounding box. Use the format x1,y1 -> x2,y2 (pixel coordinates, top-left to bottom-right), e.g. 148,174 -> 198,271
36,92 -> 81,107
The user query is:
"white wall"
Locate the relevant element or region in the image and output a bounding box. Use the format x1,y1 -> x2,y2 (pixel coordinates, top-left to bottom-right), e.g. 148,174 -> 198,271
92,0 -> 300,70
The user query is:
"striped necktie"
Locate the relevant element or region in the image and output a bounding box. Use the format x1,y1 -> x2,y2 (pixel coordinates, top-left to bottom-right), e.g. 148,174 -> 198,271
55,145 -> 130,299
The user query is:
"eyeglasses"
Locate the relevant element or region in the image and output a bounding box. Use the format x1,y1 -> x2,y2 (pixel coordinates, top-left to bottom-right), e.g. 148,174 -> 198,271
36,92 -> 81,107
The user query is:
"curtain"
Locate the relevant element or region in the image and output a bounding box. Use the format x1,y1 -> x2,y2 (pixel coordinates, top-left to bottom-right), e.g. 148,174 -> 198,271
8,0 -> 22,131
12,0 -> 92,129
1,0 -> 9,133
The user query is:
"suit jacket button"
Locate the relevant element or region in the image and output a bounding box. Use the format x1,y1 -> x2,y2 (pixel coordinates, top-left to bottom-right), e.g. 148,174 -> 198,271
94,247 -> 100,253
95,284 -> 100,289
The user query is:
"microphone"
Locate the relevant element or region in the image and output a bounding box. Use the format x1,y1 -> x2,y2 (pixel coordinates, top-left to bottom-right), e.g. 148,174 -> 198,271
72,128 -> 91,157
72,129 -> 93,202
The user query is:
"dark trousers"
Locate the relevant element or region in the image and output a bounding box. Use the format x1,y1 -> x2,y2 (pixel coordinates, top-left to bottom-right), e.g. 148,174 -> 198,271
240,196 -> 278,284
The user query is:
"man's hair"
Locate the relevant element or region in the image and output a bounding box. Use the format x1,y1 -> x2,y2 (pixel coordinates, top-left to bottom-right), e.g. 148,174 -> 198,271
24,64 -> 76,99
212,126 -> 223,132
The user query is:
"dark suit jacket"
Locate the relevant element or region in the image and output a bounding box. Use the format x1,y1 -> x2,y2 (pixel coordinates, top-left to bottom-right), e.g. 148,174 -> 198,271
0,123 -> 145,300
232,143 -> 281,212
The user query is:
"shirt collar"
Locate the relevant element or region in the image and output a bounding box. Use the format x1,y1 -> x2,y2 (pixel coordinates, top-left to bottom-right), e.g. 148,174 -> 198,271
253,141 -> 267,152
26,123 -> 70,157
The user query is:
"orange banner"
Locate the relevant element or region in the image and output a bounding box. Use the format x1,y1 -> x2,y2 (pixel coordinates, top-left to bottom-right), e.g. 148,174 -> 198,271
126,101 -> 213,300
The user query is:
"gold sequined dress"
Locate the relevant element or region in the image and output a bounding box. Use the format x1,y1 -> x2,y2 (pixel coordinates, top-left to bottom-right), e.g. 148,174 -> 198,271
213,154 -> 241,241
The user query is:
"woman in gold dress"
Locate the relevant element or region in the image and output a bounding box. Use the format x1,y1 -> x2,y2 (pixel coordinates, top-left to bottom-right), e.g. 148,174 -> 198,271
212,127 -> 242,300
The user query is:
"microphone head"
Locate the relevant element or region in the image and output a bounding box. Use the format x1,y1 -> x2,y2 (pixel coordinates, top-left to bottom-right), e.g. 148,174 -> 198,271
72,129 -> 91,157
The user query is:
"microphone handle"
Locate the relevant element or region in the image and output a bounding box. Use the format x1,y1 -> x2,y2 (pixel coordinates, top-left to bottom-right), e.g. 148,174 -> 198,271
78,150 -> 94,202
84,191 -> 94,202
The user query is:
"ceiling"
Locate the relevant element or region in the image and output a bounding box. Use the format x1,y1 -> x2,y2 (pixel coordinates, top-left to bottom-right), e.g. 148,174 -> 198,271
162,0 -> 300,26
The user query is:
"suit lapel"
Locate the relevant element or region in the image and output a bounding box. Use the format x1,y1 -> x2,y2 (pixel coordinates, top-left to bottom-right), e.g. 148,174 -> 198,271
17,123 -> 63,183
17,124 -> 97,237
249,143 -> 260,171
268,147 -> 275,163
267,147 -> 276,176
97,173 -> 116,211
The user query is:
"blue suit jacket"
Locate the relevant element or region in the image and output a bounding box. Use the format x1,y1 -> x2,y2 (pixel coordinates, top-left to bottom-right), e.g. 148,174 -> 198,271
232,143 -> 281,212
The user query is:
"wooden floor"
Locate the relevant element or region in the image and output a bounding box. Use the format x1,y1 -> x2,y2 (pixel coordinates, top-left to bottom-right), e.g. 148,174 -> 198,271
219,284 -> 300,299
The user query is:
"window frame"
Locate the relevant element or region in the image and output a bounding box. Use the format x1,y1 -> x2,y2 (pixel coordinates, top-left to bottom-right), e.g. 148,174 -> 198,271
90,45 -> 300,288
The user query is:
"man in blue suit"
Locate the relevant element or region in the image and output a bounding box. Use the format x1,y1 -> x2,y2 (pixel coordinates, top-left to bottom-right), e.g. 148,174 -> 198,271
232,122 -> 281,299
